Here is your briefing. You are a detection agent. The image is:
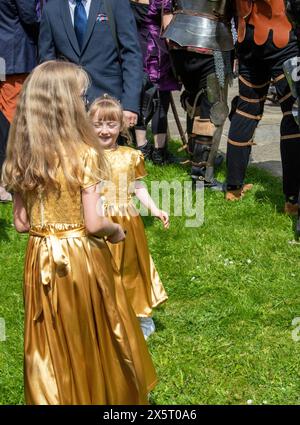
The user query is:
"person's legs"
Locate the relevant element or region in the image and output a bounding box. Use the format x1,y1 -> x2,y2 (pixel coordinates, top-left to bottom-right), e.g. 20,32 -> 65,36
135,117 -> 153,160
171,50 -> 226,185
226,72 -> 269,199
135,128 -> 148,147
274,74 -> 300,213
268,33 -> 300,214
151,90 -> 173,164
0,111 -> 11,202
152,90 -> 170,147
225,31 -> 273,199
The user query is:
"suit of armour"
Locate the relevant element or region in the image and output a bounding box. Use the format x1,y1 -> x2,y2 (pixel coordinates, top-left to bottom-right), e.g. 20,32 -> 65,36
226,0 -> 300,207
162,0 -> 234,186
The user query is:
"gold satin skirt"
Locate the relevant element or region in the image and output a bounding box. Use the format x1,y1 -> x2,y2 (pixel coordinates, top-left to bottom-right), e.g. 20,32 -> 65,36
106,207 -> 168,317
23,224 -> 157,405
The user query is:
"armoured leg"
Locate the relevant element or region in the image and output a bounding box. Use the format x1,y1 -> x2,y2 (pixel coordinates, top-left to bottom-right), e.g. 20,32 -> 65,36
274,71 -> 300,206
226,74 -> 269,188
183,73 -> 229,185
281,59 -> 300,218
204,72 -> 229,182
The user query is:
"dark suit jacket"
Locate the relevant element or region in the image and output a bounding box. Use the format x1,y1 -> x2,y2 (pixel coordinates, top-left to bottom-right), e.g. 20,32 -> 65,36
39,0 -> 143,113
0,0 -> 39,75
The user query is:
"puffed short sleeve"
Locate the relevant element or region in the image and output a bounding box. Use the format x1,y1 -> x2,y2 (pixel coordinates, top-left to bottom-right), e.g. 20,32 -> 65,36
134,150 -> 147,180
81,148 -> 102,189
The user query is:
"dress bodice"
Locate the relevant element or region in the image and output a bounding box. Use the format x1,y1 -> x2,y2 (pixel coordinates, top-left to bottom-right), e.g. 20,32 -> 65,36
100,146 -> 146,210
23,147 -> 101,230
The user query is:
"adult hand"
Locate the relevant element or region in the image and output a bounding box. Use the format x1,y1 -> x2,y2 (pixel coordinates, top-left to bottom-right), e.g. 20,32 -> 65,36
123,110 -> 138,128
107,224 -> 126,244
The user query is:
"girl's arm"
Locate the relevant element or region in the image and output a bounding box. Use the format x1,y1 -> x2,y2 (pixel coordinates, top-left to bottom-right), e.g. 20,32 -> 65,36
82,184 -> 125,243
13,193 -> 30,233
135,180 -> 169,228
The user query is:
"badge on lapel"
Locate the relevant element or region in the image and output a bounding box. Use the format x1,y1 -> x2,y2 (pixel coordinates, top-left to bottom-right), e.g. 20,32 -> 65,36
96,13 -> 109,23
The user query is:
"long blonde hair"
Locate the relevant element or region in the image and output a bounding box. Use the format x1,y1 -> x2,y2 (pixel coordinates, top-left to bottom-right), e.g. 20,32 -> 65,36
2,60 -> 106,193
88,95 -> 132,144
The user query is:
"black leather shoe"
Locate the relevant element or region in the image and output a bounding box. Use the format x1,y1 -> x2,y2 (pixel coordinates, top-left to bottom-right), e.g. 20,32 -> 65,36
152,146 -> 181,165
152,147 -> 165,165
137,140 -> 153,160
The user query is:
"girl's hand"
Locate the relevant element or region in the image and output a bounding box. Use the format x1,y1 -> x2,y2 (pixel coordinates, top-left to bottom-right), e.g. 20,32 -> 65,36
107,224 -> 126,244
156,210 -> 169,229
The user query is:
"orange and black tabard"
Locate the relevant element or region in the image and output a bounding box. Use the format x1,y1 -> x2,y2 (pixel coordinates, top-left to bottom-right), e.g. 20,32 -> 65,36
236,0 -> 292,48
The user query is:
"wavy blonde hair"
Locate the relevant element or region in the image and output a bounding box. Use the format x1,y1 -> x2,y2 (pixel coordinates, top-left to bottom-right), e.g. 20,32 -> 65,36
2,60 -> 106,193
88,95 -> 132,144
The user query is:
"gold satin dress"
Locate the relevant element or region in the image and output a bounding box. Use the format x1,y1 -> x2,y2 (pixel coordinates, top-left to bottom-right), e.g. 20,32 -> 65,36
100,146 -> 168,318
22,147 -> 157,405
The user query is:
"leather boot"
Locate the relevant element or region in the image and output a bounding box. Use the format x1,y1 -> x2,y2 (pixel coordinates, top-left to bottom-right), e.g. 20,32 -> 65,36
284,202 -> 299,216
137,140 -> 153,160
225,184 -> 253,201
152,147 -> 165,165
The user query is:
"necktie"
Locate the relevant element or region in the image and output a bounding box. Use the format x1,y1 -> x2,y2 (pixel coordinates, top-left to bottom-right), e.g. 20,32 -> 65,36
74,0 -> 88,50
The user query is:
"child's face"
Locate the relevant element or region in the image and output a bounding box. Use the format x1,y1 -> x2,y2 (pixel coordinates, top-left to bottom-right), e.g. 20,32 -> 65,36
92,112 -> 121,149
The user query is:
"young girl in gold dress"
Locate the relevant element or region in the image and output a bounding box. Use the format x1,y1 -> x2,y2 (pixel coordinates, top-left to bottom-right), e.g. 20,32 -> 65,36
1,61 -> 157,405
89,95 -> 169,340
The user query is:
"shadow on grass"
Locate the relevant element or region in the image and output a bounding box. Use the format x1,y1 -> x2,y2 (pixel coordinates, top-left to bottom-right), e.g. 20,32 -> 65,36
221,163 -> 300,237
225,163 -> 285,212
250,159 -> 282,178
145,139 -> 298,232
292,215 -> 300,240
152,315 -> 166,333
0,218 -> 11,241
142,215 -> 155,228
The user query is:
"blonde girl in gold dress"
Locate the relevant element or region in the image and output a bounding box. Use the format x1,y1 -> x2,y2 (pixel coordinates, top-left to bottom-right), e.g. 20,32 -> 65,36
89,95 -> 169,340
1,61 -> 157,405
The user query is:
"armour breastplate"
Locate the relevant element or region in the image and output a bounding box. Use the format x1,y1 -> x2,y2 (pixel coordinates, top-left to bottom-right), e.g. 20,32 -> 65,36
162,0 -> 234,51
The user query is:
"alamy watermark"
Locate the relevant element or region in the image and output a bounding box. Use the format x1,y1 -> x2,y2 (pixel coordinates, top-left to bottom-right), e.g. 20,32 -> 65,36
290,57 -> 300,83
291,317 -> 300,342
96,175 -> 204,228
0,57 -> 5,81
0,318 -> 6,342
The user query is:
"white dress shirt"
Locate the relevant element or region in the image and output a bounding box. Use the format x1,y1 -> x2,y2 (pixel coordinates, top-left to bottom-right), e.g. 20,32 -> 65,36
68,0 -> 91,25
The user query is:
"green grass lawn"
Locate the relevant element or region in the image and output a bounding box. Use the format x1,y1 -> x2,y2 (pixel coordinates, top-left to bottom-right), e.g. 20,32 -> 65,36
1,144 -> 300,405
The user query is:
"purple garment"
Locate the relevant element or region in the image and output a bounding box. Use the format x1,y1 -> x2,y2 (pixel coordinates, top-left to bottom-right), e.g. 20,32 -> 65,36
131,0 -> 180,91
